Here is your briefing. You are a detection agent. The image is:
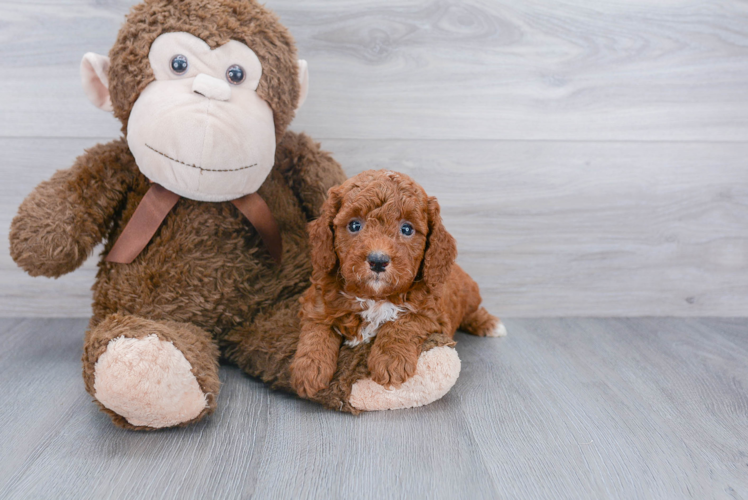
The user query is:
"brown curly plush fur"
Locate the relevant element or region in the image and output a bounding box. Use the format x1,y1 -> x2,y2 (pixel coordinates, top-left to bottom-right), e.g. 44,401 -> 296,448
9,0 -> 459,429
290,171 -> 500,397
10,0 -> 458,429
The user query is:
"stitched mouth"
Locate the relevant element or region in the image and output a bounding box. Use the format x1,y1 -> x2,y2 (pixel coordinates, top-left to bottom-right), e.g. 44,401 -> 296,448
145,144 -> 257,173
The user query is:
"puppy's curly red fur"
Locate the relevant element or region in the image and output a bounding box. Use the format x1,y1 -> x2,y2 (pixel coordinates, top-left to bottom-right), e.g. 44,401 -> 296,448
290,170 -> 502,397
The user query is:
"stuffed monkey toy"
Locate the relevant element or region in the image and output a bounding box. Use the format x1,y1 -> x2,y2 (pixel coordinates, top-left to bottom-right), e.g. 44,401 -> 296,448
9,0 -> 461,430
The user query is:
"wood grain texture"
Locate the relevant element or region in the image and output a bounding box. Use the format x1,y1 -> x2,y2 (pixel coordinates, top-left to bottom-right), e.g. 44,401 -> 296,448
336,139 -> 748,317
0,0 -> 747,316
1,138 -> 746,317
0,0 -> 747,140
0,317 -> 746,499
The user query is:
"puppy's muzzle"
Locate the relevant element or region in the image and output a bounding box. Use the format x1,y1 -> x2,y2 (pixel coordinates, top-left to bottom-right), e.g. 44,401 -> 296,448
367,252 -> 390,274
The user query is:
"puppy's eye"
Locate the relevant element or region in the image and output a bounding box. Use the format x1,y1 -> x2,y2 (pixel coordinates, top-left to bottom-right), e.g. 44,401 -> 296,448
401,223 -> 415,236
170,55 -> 189,75
226,65 -> 246,85
347,220 -> 362,233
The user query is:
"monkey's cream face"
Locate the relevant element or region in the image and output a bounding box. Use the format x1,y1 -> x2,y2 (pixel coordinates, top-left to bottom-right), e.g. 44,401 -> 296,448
127,32 -> 276,202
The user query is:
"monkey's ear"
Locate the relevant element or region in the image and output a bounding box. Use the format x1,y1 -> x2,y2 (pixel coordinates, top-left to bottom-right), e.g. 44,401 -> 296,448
81,53 -> 113,112
296,60 -> 309,110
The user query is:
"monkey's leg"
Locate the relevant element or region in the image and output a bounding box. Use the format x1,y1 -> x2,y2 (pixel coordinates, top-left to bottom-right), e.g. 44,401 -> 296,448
83,314 -> 220,430
223,298 -> 461,413
347,333 -> 462,412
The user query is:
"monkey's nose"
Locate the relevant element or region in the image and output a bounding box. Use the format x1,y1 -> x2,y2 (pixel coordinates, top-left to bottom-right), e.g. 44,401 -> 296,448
192,74 -> 232,101
367,252 -> 390,274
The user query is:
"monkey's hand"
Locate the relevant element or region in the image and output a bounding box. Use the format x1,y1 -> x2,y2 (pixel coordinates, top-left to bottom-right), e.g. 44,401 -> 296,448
9,139 -> 135,277
11,187 -> 90,277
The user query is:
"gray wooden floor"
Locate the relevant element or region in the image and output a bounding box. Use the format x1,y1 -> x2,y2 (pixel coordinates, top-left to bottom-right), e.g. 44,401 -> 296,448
2,2 -> 746,498
1,318 -> 746,500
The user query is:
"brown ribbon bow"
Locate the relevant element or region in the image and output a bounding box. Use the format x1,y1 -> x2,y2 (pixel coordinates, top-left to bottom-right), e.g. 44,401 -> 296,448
106,184 -> 282,265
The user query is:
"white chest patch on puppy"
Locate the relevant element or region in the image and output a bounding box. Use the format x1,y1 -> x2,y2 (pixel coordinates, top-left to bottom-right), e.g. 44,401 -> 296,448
344,298 -> 405,347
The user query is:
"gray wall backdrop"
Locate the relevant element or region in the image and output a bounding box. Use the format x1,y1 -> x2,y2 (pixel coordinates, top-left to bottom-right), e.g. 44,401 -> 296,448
1,0 -> 747,317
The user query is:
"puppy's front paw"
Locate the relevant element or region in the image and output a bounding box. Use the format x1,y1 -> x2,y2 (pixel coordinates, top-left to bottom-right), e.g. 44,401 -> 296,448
367,345 -> 419,389
290,353 -> 335,399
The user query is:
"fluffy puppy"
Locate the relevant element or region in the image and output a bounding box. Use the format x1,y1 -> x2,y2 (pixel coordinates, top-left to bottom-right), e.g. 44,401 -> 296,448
290,170 -> 505,398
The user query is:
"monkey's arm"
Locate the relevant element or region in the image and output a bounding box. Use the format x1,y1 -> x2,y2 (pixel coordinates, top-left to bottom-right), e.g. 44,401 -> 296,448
275,131 -> 347,220
10,138 -> 137,278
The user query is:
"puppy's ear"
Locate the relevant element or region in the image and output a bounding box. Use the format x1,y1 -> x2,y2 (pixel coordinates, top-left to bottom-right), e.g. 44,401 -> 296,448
308,186 -> 343,280
422,196 -> 457,287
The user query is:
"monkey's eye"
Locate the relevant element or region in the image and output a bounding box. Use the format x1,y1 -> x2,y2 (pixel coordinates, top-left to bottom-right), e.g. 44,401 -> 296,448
226,65 -> 246,85
400,223 -> 415,237
170,55 -> 189,75
347,220 -> 363,234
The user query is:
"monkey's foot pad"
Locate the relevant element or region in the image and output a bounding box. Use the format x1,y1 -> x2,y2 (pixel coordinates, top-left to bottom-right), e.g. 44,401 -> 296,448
93,334 -> 208,428
349,346 -> 461,411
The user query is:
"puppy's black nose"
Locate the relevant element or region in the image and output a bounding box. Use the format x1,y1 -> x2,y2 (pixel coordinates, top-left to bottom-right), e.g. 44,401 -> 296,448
367,252 -> 390,273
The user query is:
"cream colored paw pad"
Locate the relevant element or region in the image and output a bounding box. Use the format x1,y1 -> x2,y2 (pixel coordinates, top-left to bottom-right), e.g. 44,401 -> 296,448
94,334 -> 208,428
349,346 -> 461,411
